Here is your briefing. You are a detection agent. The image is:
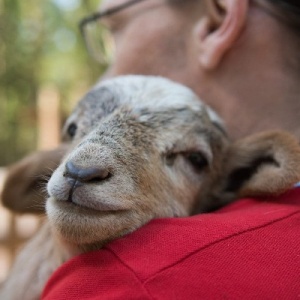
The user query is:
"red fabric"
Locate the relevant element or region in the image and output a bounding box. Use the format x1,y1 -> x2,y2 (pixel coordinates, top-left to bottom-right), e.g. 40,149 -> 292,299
42,189 -> 300,300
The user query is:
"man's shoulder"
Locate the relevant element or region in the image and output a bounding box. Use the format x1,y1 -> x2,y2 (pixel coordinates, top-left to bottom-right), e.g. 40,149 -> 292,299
42,188 -> 300,299
106,187 -> 300,281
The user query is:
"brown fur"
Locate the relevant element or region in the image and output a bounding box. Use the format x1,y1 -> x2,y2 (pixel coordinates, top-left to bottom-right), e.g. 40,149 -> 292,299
1,144 -> 69,214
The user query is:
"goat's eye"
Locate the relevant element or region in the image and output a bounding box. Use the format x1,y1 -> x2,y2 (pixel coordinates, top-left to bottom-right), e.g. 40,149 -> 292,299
67,123 -> 77,138
165,153 -> 177,166
186,152 -> 208,171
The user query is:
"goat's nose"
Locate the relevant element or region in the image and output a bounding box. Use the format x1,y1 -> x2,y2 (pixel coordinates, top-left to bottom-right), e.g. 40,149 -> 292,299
64,161 -> 110,183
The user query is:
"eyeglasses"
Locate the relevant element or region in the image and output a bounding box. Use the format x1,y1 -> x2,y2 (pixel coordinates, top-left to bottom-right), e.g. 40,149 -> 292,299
79,0 -> 148,64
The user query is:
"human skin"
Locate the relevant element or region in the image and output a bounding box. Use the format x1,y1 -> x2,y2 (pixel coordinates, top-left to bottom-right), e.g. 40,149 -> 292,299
100,0 -> 300,140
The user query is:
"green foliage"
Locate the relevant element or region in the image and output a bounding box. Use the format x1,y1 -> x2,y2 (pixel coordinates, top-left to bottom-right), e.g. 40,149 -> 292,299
0,0 -> 105,165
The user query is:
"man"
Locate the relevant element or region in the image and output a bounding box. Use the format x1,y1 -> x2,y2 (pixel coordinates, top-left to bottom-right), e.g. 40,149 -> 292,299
3,0 -> 300,298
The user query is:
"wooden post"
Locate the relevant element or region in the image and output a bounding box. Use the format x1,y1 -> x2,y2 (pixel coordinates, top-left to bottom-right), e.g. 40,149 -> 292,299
37,85 -> 61,150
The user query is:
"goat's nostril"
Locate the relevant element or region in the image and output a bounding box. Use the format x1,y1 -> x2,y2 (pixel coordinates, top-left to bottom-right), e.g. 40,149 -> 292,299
64,161 -> 110,183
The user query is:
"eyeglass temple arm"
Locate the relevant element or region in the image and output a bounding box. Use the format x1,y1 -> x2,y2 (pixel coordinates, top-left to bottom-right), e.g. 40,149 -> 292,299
79,0 -> 148,30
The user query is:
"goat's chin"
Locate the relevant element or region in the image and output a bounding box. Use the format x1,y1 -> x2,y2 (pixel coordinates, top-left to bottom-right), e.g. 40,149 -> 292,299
46,197 -> 151,250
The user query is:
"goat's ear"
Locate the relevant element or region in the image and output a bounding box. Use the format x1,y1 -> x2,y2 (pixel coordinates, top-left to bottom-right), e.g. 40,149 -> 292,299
199,131 -> 300,212
1,144 -> 69,214
224,131 -> 300,197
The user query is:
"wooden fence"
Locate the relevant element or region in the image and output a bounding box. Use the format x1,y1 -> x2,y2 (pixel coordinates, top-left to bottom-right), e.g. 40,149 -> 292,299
0,85 -> 61,282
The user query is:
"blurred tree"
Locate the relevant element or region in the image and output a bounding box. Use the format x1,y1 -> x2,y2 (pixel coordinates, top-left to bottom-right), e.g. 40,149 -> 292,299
0,0 -> 105,166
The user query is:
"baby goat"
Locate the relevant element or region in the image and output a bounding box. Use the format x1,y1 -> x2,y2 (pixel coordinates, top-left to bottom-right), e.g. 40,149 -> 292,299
1,75 -> 300,300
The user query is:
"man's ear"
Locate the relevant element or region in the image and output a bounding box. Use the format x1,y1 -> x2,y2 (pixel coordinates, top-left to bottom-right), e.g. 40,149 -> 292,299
198,131 -> 300,212
195,0 -> 249,69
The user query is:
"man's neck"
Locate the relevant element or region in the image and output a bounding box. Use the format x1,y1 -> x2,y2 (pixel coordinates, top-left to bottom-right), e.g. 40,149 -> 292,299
201,68 -> 300,141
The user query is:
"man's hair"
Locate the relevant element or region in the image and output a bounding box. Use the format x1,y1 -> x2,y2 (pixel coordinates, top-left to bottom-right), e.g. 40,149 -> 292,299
267,0 -> 300,32
269,0 -> 300,9
168,0 -> 300,35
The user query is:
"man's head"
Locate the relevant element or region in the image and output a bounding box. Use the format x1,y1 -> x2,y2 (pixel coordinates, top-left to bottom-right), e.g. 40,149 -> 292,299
83,0 -> 300,139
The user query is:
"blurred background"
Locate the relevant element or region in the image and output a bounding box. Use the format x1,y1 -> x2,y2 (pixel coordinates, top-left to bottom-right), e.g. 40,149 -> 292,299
0,0 -> 107,281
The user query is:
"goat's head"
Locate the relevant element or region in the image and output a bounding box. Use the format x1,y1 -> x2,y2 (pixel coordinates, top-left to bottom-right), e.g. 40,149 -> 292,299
46,76 -> 227,251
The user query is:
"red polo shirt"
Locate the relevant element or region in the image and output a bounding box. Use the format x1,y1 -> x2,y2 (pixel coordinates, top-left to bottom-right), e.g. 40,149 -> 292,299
42,188 -> 300,299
